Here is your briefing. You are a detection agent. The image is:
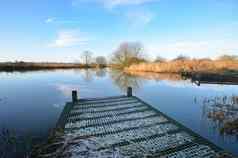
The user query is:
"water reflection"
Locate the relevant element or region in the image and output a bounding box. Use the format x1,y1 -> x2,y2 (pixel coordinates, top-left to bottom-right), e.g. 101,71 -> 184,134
74,69 -> 94,82
125,71 -> 182,81
199,95 -> 238,136
95,68 -> 106,78
73,68 -> 107,82
60,69 -> 184,95
109,70 -> 146,92
55,84 -> 79,98
1,69 -> 238,156
109,70 -> 184,92
56,69 -> 108,98
0,97 -> 6,104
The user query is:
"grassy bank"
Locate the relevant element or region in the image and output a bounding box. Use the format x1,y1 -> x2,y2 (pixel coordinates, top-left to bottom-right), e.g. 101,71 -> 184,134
0,62 -> 107,72
124,59 -> 238,74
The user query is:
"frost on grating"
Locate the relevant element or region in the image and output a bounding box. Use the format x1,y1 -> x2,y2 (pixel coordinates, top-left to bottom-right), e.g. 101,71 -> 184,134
65,115 -> 167,131
36,135 -> 127,158
62,137 -> 125,158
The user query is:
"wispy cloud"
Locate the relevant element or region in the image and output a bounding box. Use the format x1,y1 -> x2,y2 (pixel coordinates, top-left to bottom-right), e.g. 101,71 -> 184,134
49,29 -> 88,48
55,84 -> 80,97
72,0 -> 157,27
126,9 -> 154,26
72,0 -> 159,9
45,17 -> 81,24
45,18 -> 55,23
102,0 -> 159,9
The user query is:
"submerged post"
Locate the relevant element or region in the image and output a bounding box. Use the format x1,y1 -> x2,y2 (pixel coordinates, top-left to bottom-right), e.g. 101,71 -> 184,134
127,87 -> 132,97
72,90 -> 78,103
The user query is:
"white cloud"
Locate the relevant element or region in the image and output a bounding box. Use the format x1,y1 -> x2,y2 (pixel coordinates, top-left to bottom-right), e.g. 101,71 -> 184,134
102,0 -> 159,8
45,18 -> 54,23
45,17 -> 81,24
49,30 -> 88,48
72,0 -> 157,26
72,0 -> 158,9
126,10 -> 154,26
56,84 -> 80,97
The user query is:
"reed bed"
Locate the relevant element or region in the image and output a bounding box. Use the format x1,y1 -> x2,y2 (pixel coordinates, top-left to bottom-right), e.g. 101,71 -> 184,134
125,60 -> 238,74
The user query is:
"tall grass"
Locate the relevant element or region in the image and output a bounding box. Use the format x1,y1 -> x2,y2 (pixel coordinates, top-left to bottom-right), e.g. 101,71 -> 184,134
125,59 -> 238,74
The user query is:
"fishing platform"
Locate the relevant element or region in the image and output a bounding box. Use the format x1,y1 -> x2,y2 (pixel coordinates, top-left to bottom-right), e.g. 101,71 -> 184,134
39,87 -> 233,157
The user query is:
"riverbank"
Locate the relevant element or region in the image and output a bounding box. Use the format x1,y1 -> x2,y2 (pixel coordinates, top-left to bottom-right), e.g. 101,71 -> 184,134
124,71 -> 182,81
124,60 -> 238,74
0,62 -> 107,72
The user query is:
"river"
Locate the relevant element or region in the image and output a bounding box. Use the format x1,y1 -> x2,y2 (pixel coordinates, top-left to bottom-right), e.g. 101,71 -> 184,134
0,69 -> 238,157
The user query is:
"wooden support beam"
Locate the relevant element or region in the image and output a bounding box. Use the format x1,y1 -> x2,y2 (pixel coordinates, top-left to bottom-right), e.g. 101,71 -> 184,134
72,90 -> 78,103
127,87 -> 132,97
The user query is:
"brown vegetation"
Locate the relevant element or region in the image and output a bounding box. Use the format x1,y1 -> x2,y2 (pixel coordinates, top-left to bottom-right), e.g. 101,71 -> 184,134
125,59 -> 238,74
208,111 -> 226,121
0,62 -> 103,72
220,119 -> 238,135
125,71 -> 182,81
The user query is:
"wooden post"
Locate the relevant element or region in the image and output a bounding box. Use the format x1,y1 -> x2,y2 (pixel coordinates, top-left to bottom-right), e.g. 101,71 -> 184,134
127,87 -> 132,97
72,90 -> 78,103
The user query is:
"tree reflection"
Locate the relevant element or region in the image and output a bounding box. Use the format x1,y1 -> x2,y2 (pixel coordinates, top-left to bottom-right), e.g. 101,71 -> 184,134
200,95 -> 238,136
74,69 -> 107,82
125,71 -> 182,81
109,70 -> 145,92
95,68 -> 107,78
83,69 -> 94,82
73,69 -> 94,82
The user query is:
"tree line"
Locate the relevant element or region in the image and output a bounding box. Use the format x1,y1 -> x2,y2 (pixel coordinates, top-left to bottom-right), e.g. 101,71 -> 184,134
81,41 -> 238,69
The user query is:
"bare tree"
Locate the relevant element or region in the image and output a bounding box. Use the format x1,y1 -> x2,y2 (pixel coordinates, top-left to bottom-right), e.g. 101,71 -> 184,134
154,56 -> 166,63
81,51 -> 93,66
173,54 -> 190,61
111,42 -> 146,68
96,56 -> 107,67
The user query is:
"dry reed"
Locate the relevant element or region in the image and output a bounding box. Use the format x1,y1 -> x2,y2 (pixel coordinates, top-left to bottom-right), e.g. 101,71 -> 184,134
125,59 -> 238,74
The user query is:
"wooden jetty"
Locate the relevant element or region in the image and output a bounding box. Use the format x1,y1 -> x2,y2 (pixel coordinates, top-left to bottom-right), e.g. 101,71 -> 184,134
33,87 -> 234,158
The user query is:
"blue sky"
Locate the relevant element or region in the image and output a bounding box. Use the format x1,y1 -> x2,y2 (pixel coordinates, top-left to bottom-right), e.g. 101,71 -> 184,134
0,0 -> 237,62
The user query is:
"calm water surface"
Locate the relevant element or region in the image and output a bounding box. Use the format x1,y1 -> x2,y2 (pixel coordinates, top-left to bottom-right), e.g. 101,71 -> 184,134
0,69 -> 238,156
